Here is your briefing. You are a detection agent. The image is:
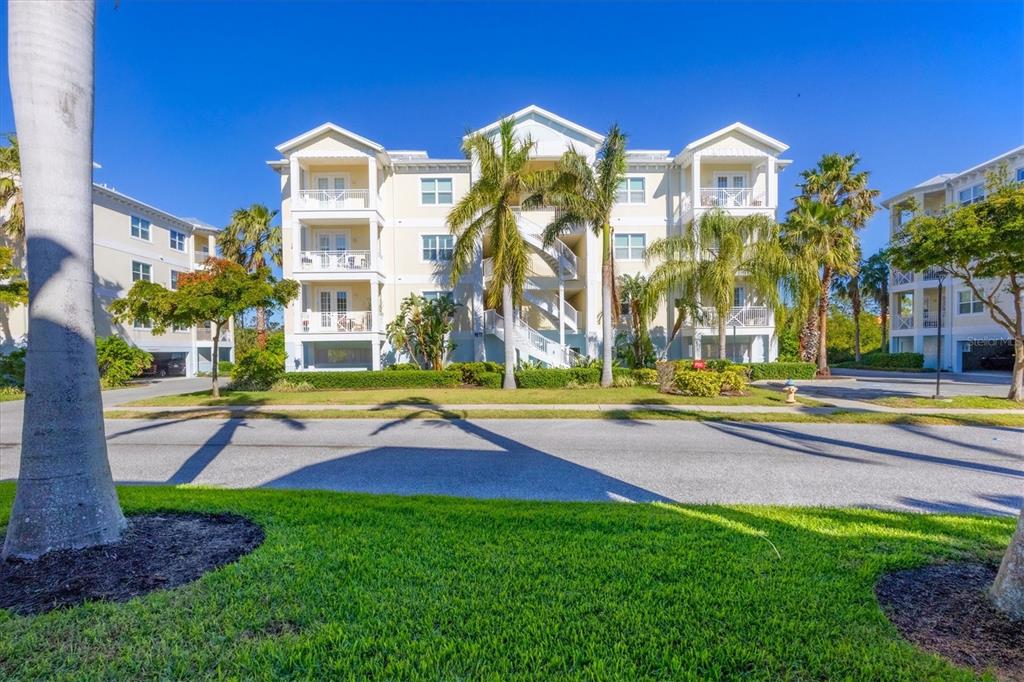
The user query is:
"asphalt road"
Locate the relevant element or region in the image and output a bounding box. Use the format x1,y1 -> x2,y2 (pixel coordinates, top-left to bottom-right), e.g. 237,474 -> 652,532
2,414 -> 1021,515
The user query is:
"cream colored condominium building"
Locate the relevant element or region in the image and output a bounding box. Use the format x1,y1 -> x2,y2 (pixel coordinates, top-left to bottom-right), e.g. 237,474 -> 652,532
270,105 -> 792,371
883,145 -> 1024,372
2,184 -> 232,376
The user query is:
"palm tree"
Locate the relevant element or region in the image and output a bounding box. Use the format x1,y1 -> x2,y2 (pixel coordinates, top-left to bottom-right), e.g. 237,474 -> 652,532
860,249 -> 890,351
3,0 -> 126,559
831,248 -> 865,361
543,125 -> 628,387
448,118 -> 547,389
219,203 -> 282,348
0,134 -> 24,244
648,209 -> 785,361
782,199 -> 858,374
616,273 -> 658,368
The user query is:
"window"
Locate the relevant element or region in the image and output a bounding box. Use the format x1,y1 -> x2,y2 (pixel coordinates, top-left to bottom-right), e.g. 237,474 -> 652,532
423,291 -> 453,303
958,290 -> 984,315
130,215 -> 150,240
172,323 -> 189,333
898,209 -> 913,226
421,178 -> 453,205
421,234 -> 454,261
733,287 -> 746,307
614,233 -> 646,260
133,317 -> 151,330
1017,167 -> 1024,183
615,177 -> 645,204
132,261 -> 152,282
169,229 -> 186,251
958,183 -> 985,206
170,270 -> 182,290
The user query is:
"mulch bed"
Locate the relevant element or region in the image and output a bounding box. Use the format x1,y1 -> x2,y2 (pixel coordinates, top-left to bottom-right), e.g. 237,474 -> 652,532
0,512 -> 264,616
876,563 -> 1024,681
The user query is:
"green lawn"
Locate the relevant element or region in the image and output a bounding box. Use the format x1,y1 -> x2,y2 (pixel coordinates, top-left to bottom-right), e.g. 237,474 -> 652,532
872,395 -> 1023,410
0,485 -> 1012,679
125,385 -> 822,408
0,388 -> 23,402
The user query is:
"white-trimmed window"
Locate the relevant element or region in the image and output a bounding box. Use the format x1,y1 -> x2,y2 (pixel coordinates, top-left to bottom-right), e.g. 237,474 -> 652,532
733,287 -> 746,307
957,290 -> 984,315
169,229 -> 186,251
170,269 -> 182,290
614,233 -> 646,260
172,323 -> 190,333
421,234 -> 454,261
421,178 -> 453,205
898,209 -> 913,226
423,290 -> 453,303
958,183 -> 985,206
130,215 -> 151,240
615,177 -> 645,204
132,261 -> 152,283
133,317 -> 151,330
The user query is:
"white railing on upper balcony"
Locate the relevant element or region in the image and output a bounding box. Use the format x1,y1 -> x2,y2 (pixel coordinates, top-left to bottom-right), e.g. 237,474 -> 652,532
923,269 -> 944,281
697,306 -> 770,327
699,188 -> 766,208
299,250 -> 372,272
297,189 -> 370,210
923,311 -> 940,328
893,314 -> 914,331
196,327 -> 231,342
892,269 -> 914,286
299,311 -> 373,333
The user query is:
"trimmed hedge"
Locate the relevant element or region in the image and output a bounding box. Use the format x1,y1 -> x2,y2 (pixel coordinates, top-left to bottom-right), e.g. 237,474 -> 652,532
858,351 -> 924,369
285,370 -> 462,389
747,362 -> 817,381
515,367 -> 602,388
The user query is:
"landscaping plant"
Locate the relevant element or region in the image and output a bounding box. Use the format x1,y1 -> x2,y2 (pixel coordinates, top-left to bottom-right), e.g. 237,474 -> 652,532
219,203 -> 283,349
95,336 -> 152,388
385,293 -> 458,370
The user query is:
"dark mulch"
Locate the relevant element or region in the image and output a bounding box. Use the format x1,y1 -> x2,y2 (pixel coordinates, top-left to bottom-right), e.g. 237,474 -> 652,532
0,512 -> 263,616
876,563 -> 1024,681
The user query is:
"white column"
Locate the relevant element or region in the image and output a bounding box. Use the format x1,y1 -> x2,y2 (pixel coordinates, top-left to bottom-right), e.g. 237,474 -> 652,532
371,337 -> 381,370
289,155 -> 300,206
367,157 -> 378,211
370,279 -> 380,334
693,332 -> 702,360
766,156 -> 776,212
369,217 -> 379,270
558,273 -> 566,348
293,220 -> 304,275
691,154 -> 702,211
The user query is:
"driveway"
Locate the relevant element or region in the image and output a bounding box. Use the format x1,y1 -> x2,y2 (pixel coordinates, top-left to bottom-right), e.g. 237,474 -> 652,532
795,370 -> 1012,402
2,416 -> 1020,515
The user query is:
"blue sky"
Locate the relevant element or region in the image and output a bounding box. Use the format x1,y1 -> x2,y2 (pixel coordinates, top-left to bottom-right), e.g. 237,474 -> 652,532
1,0 -> 1022,257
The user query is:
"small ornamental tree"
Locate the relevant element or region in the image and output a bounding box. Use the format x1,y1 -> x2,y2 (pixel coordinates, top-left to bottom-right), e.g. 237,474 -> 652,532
386,293 -> 458,370
110,258 -> 298,397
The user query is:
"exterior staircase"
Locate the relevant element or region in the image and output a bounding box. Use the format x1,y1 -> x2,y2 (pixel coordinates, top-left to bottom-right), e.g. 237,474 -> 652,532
483,309 -> 579,368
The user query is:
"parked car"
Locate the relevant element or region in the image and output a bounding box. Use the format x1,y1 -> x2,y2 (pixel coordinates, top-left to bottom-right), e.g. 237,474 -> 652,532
979,349 -> 1014,371
144,357 -> 187,377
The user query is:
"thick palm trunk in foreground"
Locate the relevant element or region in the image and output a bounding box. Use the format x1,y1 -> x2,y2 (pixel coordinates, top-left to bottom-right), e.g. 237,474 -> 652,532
817,268 -> 832,374
991,506 -> 1024,618
600,226 -> 613,387
501,283 -> 516,389
3,0 -> 125,559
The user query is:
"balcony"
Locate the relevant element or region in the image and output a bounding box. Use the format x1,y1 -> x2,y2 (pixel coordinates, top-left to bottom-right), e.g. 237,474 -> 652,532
296,189 -> 370,211
695,306 -> 771,328
892,269 -> 914,286
299,311 -> 374,334
196,327 -> 231,343
699,188 -> 766,209
194,248 -> 211,265
923,269 -> 944,281
298,250 -> 372,272
923,311 -> 940,329
893,314 -> 914,331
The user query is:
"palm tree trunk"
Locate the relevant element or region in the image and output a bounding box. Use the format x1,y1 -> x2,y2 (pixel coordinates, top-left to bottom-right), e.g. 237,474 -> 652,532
817,268 -> 832,374
3,0 -> 126,559
501,282 -> 516,389
852,283 -> 862,362
718,309 -> 728,361
991,505 -> 1024,618
211,322 -> 222,398
600,225 -> 613,387
0,306 -> 14,346
880,297 -> 889,353
255,305 -> 267,350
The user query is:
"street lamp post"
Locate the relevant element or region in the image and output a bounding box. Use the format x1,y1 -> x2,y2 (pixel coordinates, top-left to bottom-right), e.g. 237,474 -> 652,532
933,272 -> 946,399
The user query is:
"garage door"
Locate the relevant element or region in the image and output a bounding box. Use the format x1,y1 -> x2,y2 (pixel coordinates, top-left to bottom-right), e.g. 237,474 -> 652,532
960,339 -> 1013,372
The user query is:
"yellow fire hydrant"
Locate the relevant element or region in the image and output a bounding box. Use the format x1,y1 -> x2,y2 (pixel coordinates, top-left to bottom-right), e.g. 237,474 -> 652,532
783,380 -> 799,405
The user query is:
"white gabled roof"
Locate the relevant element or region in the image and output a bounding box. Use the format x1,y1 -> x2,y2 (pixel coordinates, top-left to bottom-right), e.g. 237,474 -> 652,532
676,122 -> 789,161
467,104 -> 605,144
274,122 -> 385,155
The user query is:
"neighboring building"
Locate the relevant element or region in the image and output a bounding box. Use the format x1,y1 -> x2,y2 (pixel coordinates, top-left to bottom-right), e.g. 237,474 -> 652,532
882,146 -> 1024,372
270,105 -> 791,371
2,184 -> 232,376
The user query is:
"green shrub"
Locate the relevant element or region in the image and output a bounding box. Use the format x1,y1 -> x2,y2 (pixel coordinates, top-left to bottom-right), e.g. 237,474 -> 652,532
475,371 -> 503,389
720,367 -> 749,394
96,336 -> 152,387
630,368 -> 659,386
230,349 -> 286,390
747,362 -> 817,381
612,373 -> 637,388
515,368 -> 602,388
218,360 -> 235,376
0,385 -> 24,400
675,370 -> 724,397
286,370 -> 461,390
269,378 -> 315,392
859,351 -> 924,369
386,362 -> 421,371
0,348 -> 26,388
447,361 -> 503,385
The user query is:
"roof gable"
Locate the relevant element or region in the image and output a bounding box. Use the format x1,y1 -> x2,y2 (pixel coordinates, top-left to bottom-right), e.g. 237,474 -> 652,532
679,122 -> 789,159
275,122 -> 385,155
469,105 -> 605,154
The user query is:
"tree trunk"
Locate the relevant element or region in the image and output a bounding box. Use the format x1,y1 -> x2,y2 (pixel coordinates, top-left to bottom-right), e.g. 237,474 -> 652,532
211,321 -> 221,398
501,282 -> 516,389
852,284 -> 862,362
991,506 -> 1024,618
880,297 -> 889,353
0,306 -> 14,346
718,310 -> 728,361
600,225 -> 613,387
817,268 -> 832,375
3,0 -> 126,560
255,305 -> 267,350
799,308 -> 818,363
1009,337 -> 1023,402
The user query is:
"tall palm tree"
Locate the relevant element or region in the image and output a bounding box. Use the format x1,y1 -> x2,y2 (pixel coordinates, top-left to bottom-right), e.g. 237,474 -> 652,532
219,203 -> 282,348
0,134 -> 24,244
616,273 -> 658,368
3,0 -> 126,559
782,199 -> 857,374
543,125 -> 628,386
860,249 -> 890,352
448,118 -> 547,389
648,209 -> 785,361
831,248 -> 865,361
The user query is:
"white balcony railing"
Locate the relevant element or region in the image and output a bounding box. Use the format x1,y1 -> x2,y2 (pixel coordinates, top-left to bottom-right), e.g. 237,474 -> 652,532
923,269 -> 943,281
892,269 -> 914,286
297,189 -> 370,210
696,306 -> 770,328
196,327 -> 231,342
699,188 -> 766,208
299,310 -> 373,333
923,311 -> 939,328
298,250 -> 372,272
893,314 -> 914,331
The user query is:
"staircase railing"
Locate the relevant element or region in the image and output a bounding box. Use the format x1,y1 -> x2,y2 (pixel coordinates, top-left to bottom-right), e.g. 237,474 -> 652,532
512,209 -> 578,279
483,309 -> 579,367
